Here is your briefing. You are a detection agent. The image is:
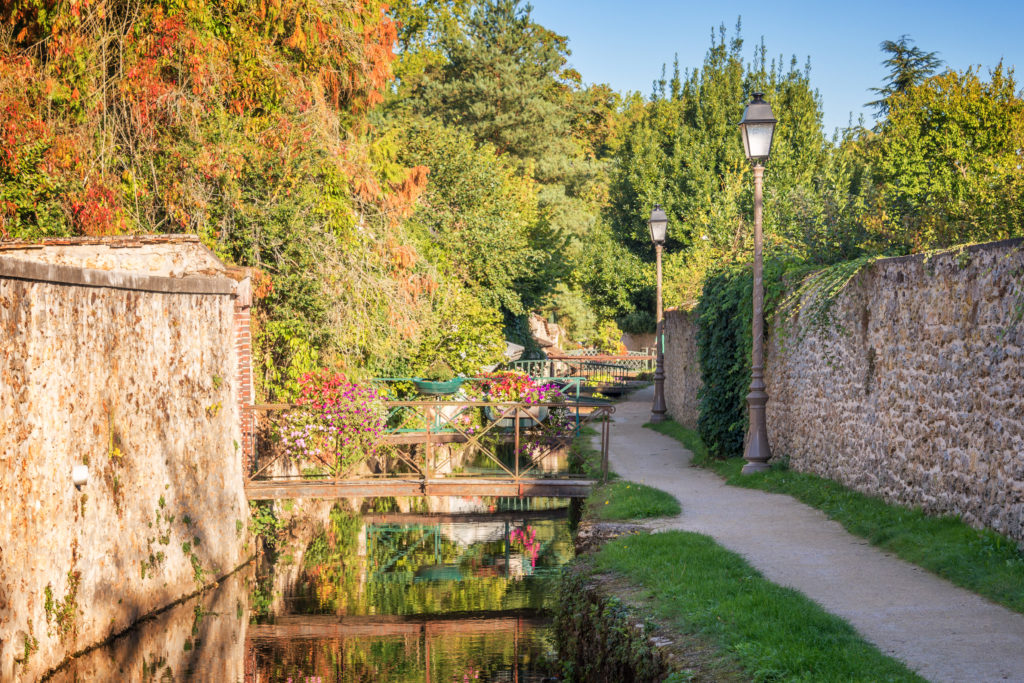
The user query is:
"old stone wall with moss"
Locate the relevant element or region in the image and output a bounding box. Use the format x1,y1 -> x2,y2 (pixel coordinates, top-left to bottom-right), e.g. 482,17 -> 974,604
662,308 -> 702,428
767,239 -> 1024,541
665,238 -> 1024,542
0,237 -> 252,681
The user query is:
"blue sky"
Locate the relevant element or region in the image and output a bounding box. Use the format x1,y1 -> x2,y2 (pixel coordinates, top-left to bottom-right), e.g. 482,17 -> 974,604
529,0 -> 1024,135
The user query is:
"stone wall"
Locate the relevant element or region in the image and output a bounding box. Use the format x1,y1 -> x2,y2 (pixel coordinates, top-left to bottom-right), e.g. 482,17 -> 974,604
664,238 -> 1024,542
767,239 -> 1024,540
0,236 -> 253,680
663,308 -> 701,428
620,331 -> 655,353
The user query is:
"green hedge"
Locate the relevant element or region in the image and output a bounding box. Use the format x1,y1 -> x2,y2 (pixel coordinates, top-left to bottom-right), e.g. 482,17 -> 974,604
695,259 -> 817,459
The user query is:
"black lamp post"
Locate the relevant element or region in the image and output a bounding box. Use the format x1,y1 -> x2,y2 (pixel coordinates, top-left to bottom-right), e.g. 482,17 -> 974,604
649,204 -> 668,423
738,93 -> 777,474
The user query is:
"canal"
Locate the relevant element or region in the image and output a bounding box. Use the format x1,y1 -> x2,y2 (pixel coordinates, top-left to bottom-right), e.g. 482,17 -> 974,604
47,496 -> 577,681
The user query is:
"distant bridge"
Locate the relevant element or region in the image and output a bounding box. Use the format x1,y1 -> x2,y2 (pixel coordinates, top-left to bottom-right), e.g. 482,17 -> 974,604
244,389 -> 613,501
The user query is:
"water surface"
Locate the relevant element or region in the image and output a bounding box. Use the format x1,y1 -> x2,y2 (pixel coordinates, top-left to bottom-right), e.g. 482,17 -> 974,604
50,496 -> 574,682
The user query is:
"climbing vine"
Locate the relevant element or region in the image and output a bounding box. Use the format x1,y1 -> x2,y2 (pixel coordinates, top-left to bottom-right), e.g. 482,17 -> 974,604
695,258 -> 832,460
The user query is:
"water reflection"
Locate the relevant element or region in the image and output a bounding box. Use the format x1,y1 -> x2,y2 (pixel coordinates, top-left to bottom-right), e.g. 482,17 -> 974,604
253,496 -> 569,681
51,497 -> 570,681
46,568 -> 250,682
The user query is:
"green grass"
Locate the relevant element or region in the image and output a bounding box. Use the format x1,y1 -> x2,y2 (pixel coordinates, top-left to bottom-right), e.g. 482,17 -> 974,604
585,480 -> 681,521
647,419 -> 1024,615
594,532 -> 924,682
571,424 -> 681,521
568,425 -> 610,480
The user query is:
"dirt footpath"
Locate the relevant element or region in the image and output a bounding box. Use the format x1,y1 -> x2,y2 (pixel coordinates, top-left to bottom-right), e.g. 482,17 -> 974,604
600,387 -> 1024,683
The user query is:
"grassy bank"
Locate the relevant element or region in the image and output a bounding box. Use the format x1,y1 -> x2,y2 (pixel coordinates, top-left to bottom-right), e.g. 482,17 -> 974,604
593,532 -> 924,682
567,423 -> 919,682
570,426 -> 679,521
585,480 -> 680,520
646,419 -> 1024,615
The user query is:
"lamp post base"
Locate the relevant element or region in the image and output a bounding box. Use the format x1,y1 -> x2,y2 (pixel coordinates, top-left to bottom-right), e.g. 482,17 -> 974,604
650,319 -> 667,423
742,382 -> 772,474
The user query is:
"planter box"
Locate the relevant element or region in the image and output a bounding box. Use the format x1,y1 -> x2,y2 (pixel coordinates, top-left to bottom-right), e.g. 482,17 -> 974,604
412,378 -> 465,395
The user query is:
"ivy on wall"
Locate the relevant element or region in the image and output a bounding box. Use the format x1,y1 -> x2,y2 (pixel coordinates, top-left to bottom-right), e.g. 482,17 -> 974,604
694,259 -> 820,459
695,266 -> 753,460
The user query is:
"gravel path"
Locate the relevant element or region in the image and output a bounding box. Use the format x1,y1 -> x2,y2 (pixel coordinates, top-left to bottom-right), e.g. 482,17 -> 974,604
599,386 -> 1024,683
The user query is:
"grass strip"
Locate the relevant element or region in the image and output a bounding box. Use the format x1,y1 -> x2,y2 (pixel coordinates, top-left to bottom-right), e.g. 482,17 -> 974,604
571,424 -> 681,521
594,531 -> 925,682
585,480 -> 681,521
647,419 -> 1024,615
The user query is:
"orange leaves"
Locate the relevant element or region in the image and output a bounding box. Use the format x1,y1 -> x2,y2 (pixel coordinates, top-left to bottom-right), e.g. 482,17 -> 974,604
387,239 -> 417,271
283,16 -> 307,53
69,182 -> 126,236
382,164 -> 428,221
362,8 -> 397,105
252,270 -> 275,300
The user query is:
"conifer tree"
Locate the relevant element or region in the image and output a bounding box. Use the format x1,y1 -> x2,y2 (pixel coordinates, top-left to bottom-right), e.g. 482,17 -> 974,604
867,35 -> 943,116
411,0 -> 575,178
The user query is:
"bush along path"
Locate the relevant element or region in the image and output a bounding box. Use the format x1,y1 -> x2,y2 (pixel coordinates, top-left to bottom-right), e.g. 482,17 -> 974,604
604,385 -> 1024,682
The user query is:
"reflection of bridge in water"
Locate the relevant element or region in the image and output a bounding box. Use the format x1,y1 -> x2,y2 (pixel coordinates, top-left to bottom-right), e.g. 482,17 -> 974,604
248,609 -> 548,640
364,508 -> 570,581
245,610 -> 550,683
246,381 -> 615,501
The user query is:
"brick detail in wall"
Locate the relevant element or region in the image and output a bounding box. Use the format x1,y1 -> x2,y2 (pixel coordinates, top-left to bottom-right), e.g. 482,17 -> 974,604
234,279 -> 254,475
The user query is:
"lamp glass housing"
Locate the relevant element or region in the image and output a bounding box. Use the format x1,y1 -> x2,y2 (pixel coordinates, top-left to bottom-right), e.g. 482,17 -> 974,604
741,122 -> 775,161
648,205 -> 668,245
738,93 -> 777,163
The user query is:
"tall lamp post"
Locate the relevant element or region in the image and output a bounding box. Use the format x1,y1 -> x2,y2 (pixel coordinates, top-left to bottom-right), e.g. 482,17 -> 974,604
649,205 -> 668,423
738,93 -> 777,474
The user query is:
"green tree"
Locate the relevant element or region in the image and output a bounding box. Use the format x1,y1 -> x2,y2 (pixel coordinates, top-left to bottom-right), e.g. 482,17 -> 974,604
865,64 -> 1024,251
396,118 -> 561,316
409,0 -> 575,177
607,24 -> 828,311
867,35 -> 943,117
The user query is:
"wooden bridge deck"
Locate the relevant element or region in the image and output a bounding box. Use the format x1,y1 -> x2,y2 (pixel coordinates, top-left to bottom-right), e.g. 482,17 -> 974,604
244,477 -> 596,500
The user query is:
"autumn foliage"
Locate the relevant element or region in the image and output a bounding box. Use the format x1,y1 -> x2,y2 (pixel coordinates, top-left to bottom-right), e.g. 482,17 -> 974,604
0,0 -> 404,237
0,0 -> 469,393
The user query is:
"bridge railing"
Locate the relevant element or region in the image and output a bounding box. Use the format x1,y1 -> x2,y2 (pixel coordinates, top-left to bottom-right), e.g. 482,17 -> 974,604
503,355 -> 654,379
249,398 -> 613,487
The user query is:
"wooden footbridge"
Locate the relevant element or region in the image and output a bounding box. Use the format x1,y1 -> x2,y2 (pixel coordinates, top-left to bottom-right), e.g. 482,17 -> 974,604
244,376 -> 615,501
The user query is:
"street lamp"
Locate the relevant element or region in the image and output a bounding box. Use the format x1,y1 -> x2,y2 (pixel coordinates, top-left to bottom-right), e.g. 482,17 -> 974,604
738,92 -> 777,474
649,204 -> 668,423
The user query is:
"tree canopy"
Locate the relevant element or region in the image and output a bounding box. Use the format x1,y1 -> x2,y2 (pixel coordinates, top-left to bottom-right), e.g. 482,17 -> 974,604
2,2 -> 1021,384
867,35 -> 944,116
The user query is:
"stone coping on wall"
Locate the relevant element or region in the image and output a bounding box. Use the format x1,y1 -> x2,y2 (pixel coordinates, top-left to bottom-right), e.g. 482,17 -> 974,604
873,235 -> 1023,267
0,234 -> 245,296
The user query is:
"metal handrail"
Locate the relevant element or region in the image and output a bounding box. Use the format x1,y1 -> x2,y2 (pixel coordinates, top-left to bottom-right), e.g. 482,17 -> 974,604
249,398 -> 614,486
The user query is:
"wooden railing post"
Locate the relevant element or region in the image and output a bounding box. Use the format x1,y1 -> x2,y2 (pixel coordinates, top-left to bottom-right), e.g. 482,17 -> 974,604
601,417 -> 607,483
513,404 -> 520,480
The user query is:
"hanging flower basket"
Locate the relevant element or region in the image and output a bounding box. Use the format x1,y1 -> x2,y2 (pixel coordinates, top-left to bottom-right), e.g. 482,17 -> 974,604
412,377 -> 465,395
